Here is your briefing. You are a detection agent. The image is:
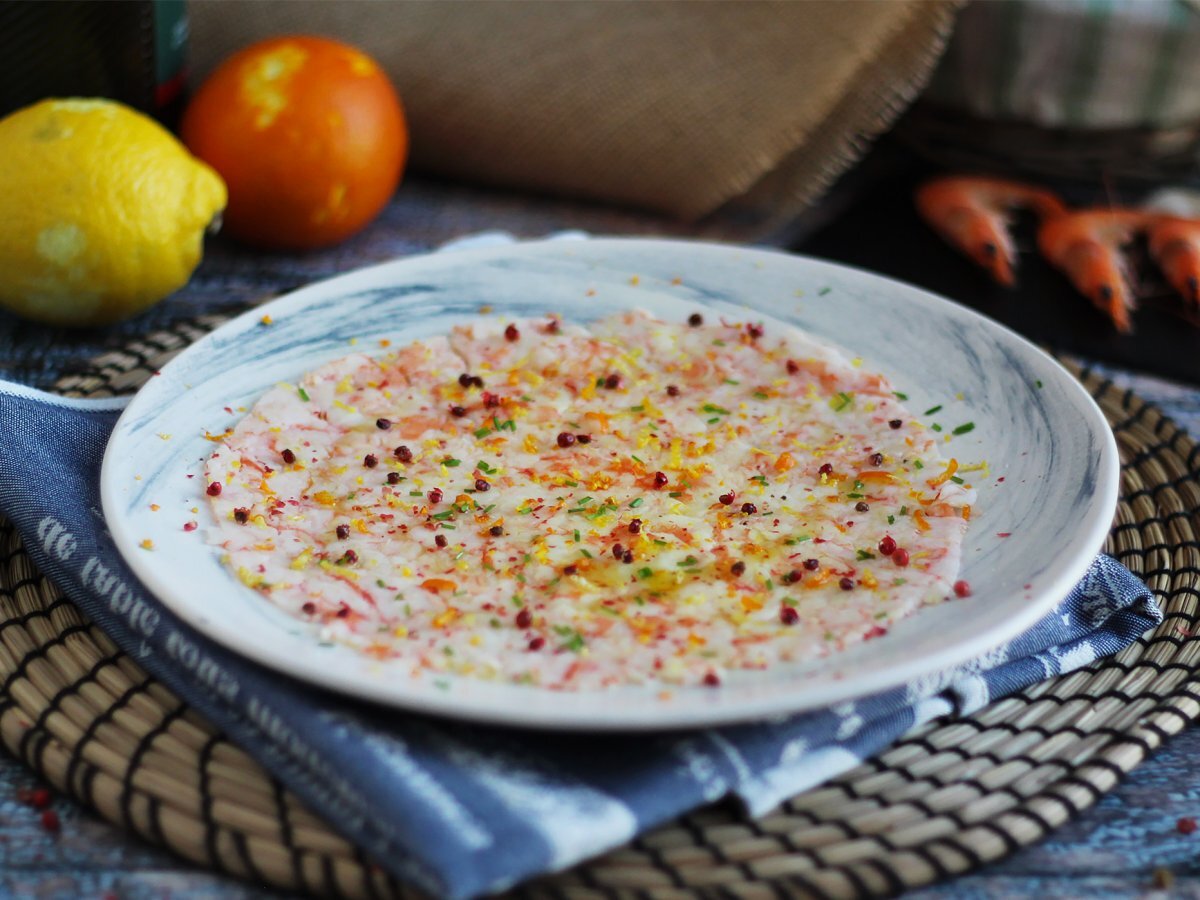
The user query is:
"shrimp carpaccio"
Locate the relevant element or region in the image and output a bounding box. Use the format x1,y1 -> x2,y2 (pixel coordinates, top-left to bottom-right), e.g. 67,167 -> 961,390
204,311 -> 974,690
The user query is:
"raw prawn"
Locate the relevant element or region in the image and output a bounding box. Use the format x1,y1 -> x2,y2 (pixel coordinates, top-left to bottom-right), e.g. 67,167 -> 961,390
1036,209 -> 1154,333
1147,216 -> 1200,307
915,175 -> 1067,286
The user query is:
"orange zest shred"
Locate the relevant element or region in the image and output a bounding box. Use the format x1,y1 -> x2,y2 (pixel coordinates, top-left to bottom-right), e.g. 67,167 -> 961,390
926,458 -> 959,488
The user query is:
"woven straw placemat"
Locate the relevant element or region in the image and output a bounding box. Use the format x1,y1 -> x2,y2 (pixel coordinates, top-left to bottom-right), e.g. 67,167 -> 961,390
1,316 -> 1196,898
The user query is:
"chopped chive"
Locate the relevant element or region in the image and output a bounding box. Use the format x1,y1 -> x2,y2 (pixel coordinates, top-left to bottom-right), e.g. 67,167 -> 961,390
950,475 -> 965,484
753,391 -> 769,400
580,548 -> 593,559
931,424 -> 942,432
887,515 -> 895,525
476,460 -> 494,473
481,504 -> 496,514
913,460 -> 924,470
830,391 -> 854,412
899,505 -> 908,515
894,391 -> 908,400
440,524 -> 456,530
578,496 -> 594,505
409,490 -> 424,497
724,378 -> 740,385
629,498 -> 644,508
818,287 -> 832,296
701,403 -> 731,415
846,493 -> 864,499
707,417 -> 720,424
511,595 -> 524,607
712,339 -> 726,347
630,404 -> 645,413
1035,380 -> 1043,389
563,633 -> 586,652
631,455 -> 643,464
442,458 -> 461,467
924,405 -> 942,415
637,567 -> 654,579
856,549 -> 875,560
573,529 -> 581,542
473,427 -> 491,439
952,422 -> 976,435
296,386 -> 310,401
431,510 -> 455,520
668,491 -> 683,498
765,578 -> 774,591
678,555 -> 699,567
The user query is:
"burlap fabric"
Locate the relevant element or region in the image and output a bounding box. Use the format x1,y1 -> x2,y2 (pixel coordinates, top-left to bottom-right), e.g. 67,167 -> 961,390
189,1 -> 959,228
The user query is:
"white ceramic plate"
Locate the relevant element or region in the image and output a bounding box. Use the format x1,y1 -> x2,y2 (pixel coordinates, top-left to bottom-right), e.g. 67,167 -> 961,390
101,238 -> 1118,730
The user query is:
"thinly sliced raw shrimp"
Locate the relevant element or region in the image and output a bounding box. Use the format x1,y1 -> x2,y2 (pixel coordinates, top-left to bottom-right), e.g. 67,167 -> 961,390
915,175 -> 1067,286
1147,216 -> 1200,307
1037,209 -> 1155,333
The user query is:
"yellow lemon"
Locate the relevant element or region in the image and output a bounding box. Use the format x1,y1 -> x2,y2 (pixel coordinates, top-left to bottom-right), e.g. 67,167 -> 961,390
0,98 -> 226,326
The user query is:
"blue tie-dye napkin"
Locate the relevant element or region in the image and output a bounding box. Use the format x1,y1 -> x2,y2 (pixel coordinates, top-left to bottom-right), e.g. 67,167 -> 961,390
0,376 -> 1160,897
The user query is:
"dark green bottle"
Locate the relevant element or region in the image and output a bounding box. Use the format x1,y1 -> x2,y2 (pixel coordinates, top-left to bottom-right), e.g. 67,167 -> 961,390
0,0 -> 188,125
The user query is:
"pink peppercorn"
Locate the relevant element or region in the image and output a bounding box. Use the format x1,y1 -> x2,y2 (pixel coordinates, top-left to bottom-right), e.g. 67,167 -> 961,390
804,558 -> 819,570
376,418 -> 391,430
449,405 -> 467,417
39,810 -> 59,833
878,536 -> 896,555
818,463 -> 833,476
281,448 -> 296,464
557,432 -> 576,448
839,577 -> 855,591
475,478 -> 491,492
786,360 -> 800,375
516,607 -> 533,628
893,548 -> 910,567
653,471 -> 668,488
428,488 -> 443,504
953,580 -> 972,598
719,492 -> 735,505
702,671 -> 721,687
395,445 -> 413,462
364,453 -> 378,468
435,534 -> 447,548
780,606 -> 799,625
741,502 -> 757,515
528,636 -> 546,651
206,482 -> 222,496
688,313 -> 703,327
336,524 -> 350,539
505,324 -> 520,341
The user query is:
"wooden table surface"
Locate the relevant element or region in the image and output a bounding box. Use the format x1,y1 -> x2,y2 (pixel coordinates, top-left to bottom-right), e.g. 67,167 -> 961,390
2,177 -> 1198,899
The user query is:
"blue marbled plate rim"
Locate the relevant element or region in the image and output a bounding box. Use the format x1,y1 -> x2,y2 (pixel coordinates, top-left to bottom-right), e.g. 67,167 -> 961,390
99,237 -> 1119,730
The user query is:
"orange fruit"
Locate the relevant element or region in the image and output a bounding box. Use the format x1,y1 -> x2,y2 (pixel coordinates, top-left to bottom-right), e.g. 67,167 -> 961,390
180,36 -> 407,250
